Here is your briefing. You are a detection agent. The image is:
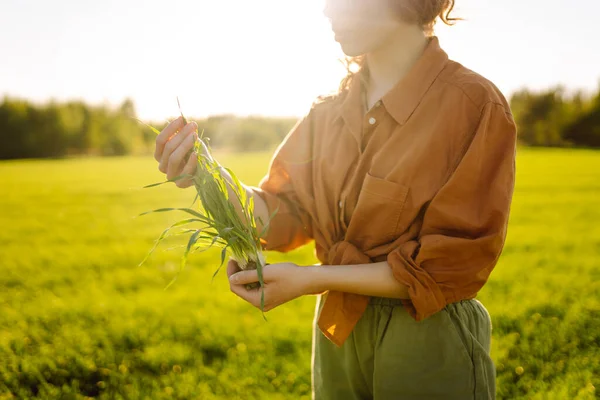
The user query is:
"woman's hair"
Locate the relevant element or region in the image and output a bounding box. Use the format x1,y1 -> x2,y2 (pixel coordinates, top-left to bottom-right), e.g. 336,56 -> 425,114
334,0 -> 460,96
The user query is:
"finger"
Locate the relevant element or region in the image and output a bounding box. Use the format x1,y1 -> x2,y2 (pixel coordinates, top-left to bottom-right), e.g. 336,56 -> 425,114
230,283 -> 263,308
155,116 -> 185,162
226,259 -> 242,278
159,121 -> 197,173
166,131 -> 197,181
175,149 -> 198,188
230,280 -> 256,301
229,269 -> 259,285
158,121 -> 197,173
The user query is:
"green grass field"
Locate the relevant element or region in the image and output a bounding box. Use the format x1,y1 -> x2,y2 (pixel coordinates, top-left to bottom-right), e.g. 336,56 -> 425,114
1,147 -> 599,399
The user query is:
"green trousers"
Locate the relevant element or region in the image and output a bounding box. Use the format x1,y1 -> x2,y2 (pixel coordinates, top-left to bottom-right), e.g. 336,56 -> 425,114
311,295 -> 496,400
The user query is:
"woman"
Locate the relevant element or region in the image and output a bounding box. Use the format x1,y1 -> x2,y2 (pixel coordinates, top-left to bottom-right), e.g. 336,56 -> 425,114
154,0 -> 517,398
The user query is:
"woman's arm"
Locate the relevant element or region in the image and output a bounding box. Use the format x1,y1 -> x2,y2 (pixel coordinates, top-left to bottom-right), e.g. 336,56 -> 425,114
308,262 -> 410,299
228,260 -> 409,312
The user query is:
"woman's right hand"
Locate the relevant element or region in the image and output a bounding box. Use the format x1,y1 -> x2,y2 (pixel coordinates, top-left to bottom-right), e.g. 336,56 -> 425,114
154,116 -> 199,188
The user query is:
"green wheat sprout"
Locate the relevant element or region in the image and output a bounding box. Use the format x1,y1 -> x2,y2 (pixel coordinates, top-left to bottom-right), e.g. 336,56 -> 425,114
135,97 -> 279,318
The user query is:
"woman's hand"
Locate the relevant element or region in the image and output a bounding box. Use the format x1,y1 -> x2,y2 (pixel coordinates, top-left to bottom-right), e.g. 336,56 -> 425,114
154,116 -> 211,188
226,259 -> 321,312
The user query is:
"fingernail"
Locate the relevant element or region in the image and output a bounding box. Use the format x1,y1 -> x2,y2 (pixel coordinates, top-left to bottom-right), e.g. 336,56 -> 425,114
229,275 -> 238,284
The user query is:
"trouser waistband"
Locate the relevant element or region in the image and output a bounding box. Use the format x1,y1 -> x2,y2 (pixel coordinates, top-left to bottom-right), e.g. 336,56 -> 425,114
368,295 -> 478,307
368,296 -> 405,306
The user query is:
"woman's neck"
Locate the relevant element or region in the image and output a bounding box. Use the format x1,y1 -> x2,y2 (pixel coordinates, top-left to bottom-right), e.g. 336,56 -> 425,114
363,26 -> 429,108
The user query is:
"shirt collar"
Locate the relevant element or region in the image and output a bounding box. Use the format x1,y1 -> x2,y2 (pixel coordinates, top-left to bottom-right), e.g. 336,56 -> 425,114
334,36 -> 449,133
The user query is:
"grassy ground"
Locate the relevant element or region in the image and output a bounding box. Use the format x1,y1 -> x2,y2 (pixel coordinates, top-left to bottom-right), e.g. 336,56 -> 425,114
0,147 -> 598,399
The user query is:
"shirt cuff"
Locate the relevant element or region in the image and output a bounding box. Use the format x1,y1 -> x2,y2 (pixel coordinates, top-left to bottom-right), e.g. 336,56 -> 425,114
386,244 -> 448,321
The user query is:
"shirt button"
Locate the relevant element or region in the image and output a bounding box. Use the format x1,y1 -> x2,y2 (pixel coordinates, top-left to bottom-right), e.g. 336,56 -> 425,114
369,117 -> 376,125
338,200 -> 343,209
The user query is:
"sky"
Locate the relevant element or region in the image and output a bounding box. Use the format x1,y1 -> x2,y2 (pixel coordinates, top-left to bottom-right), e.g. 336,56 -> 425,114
1,0 -> 599,121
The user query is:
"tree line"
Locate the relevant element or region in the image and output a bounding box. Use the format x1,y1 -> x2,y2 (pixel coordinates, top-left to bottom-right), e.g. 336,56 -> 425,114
511,84 -> 600,147
1,84 -> 599,160
0,96 -> 300,160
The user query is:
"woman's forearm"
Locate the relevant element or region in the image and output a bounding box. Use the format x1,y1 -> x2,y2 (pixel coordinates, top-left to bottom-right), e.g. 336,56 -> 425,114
308,261 -> 411,299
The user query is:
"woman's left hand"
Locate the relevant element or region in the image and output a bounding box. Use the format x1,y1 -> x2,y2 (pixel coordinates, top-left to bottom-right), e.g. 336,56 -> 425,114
227,259 -> 320,312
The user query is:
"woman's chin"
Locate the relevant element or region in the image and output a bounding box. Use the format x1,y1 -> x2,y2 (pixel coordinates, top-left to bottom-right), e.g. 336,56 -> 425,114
337,41 -> 366,58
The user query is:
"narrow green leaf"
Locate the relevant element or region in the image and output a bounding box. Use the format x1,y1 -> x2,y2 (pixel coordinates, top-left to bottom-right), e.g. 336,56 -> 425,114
163,228 -> 202,292
258,204 -> 280,238
193,234 -> 222,254
163,274 -> 178,291
180,229 -> 202,270
211,246 -> 229,283
247,195 -> 255,222
220,226 -> 235,236
257,258 -> 265,291
142,173 -> 194,188
261,289 -> 267,322
177,96 -> 188,125
131,117 -> 162,135
138,207 -> 211,223
172,228 -> 201,236
223,165 -> 247,209
164,229 -> 202,292
254,255 -> 267,320
190,191 -> 199,208
137,218 -> 203,267
191,235 -> 227,250
163,244 -> 186,252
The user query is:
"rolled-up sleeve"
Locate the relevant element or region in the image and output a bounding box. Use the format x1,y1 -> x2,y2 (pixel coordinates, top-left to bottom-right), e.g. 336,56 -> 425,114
387,101 -> 517,321
250,110 -> 315,252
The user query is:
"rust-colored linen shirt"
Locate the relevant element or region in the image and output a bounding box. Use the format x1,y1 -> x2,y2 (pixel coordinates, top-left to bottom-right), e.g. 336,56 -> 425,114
251,36 -> 517,347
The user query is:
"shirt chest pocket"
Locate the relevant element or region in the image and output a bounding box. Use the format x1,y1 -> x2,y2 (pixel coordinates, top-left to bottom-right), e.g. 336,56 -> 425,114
345,172 -> 410,249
